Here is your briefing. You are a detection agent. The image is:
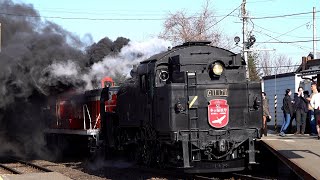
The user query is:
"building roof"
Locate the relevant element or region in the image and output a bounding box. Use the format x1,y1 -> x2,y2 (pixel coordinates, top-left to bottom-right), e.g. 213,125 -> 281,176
263,55 -> 320,80
296,58 -> 320,77
262,72 -> 296,80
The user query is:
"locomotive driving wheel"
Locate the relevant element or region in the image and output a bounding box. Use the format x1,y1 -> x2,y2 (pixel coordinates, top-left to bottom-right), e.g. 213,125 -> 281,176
155,143 -> 167,168
135,125 -> 156,166
140,141 -> 152,166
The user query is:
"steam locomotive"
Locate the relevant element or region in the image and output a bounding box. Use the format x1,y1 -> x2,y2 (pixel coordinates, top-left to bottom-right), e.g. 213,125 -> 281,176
103,41 -> 262,173
46,41 -> 262,173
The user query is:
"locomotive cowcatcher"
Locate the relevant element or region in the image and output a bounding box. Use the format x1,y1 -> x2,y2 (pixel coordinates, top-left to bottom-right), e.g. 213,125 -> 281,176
102,41 -> 262,173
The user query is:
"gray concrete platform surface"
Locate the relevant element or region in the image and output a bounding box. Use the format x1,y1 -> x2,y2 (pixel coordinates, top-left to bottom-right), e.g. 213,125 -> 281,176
261,134 -> 320,179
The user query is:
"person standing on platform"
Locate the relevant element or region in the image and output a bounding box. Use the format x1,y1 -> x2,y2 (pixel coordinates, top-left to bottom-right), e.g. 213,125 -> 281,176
307,82 -> 318,136
294,87 -> 308,135
262,92 -> 271,137
287,92 -> 298,133
303,90 -> 311,134
280,89 -> 294,137
310,84 -> 320,139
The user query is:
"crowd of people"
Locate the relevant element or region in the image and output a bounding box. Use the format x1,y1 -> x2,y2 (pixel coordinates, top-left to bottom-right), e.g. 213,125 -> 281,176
262,82 -> 320,139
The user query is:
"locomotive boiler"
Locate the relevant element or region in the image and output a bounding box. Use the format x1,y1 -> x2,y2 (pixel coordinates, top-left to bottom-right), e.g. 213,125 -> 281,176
104,41 -> 262,173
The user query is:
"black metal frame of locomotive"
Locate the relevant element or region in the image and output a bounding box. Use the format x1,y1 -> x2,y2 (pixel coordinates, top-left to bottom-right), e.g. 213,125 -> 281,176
102,41 -> 262,173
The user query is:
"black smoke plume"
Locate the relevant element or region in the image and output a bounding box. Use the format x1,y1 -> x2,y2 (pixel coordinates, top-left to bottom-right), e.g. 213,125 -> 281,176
86,37 -> 129,66
0,0 -> 129,158
0,0 -> 169,159
0,0 -> 88,158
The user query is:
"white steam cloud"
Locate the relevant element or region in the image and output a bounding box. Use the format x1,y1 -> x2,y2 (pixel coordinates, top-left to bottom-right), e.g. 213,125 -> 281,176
47,38 -> 171,90
49,60 -> 80,77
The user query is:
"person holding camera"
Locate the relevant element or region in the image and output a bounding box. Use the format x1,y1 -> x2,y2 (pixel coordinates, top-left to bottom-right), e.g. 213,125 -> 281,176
294,87 -> 308,135
262,92 -> 271,136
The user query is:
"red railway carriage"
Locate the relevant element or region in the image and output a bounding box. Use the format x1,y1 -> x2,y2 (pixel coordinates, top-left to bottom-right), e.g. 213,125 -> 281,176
45,77 -> 118,153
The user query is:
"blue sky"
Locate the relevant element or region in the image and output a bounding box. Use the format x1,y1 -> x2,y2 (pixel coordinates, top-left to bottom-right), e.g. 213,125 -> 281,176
16,0 -> 320,64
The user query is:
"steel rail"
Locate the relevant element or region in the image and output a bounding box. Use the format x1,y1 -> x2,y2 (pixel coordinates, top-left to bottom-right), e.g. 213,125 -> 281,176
7,157 -> 52,173
0,163 -> 22,174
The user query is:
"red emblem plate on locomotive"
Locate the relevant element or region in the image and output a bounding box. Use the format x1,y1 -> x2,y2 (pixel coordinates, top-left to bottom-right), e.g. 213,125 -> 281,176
208,99 -> 229,128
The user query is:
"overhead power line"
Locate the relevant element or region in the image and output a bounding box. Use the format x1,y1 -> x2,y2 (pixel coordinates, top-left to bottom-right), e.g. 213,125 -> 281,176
195,4 -> 242,39
256,39 -> 320,43
258,22 -> 310,39
0,11 -> 241,21
0,12 -> 165,20
254,22 -> 313,47
252,11 -> 320,20
254,23 -> 312,39
0,9 -> 318,21
253,29 -> 311,51
206,4 -> 242,29
257,65 -> 300,69
247,0 -> 275,3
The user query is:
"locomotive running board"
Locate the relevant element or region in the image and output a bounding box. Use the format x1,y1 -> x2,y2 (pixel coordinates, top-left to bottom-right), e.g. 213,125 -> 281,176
44,128 -> 100,136
182,158 -> 246,173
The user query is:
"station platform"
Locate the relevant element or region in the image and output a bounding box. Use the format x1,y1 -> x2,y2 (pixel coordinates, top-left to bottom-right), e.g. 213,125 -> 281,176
260,133 -> 320,180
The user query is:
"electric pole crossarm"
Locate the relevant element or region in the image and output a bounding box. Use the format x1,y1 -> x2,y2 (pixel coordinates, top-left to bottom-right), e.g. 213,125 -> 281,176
243,49 -> 276,52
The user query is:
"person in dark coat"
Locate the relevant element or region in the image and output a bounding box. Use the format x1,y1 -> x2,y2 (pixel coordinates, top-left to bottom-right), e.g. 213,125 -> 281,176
280,89 -> 294,136
262,92 -> 271,136
287,93 -> 298,133
294,87 -> 308,135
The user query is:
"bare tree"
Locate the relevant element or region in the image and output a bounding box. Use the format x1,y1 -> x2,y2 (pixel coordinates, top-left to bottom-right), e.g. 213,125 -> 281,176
159,0 -> 232,48
258,51 -> 298,76
259,51 -> 273,76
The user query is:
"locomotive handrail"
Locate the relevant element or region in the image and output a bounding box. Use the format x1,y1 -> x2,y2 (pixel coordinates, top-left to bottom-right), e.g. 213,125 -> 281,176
82,104 -> 93,130
93,113 -> 100,129
82,105 -> 86,129
56,102 -> 59,127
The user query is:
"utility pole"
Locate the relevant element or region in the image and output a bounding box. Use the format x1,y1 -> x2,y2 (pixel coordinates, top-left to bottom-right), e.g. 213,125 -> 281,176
242,0 -> 249,79
313,7 -> 316,59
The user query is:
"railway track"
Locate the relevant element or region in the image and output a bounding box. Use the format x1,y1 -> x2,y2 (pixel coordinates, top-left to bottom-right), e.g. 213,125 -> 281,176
0,157 -> 52,175
231,172 -> 275,180
129,164 -> 275,180
192,172 -> 275,180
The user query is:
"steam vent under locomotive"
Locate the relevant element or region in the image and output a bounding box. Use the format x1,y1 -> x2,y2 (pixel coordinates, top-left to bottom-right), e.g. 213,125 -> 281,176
104,41 -> 262,173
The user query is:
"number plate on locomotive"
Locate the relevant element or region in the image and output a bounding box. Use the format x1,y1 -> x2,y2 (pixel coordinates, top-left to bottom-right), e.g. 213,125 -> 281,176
206,89 -> 228,97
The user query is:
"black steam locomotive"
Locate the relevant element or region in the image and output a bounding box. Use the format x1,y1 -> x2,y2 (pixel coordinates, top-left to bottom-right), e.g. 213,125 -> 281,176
102,41 -> 262,173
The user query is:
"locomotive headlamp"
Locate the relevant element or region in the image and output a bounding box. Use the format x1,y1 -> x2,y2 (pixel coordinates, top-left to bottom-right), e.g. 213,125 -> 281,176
212,63 -> 223,76
159,70 -> 169,81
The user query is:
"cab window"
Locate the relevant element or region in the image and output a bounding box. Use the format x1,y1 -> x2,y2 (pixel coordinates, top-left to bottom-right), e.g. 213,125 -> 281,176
140,74 -> 147,92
